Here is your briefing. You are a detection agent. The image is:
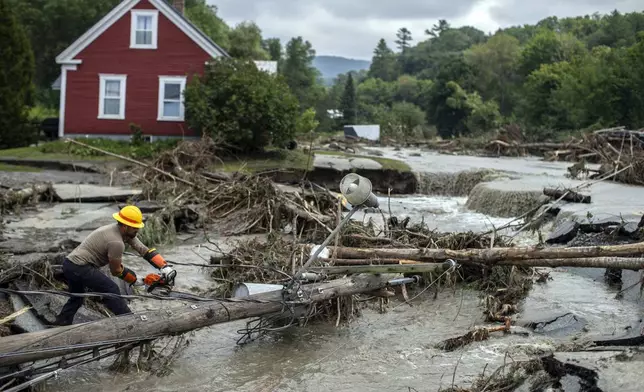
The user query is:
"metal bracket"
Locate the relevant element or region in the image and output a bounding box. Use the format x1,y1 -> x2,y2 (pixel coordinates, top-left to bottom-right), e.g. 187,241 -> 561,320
191,304 -> 198,309
140,315 -> 148,321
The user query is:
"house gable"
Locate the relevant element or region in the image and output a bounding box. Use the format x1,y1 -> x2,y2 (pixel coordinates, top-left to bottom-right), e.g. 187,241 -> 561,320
55,0 -> 229,65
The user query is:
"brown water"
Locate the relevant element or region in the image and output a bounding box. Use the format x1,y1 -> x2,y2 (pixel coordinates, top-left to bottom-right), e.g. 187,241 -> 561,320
5,149 -> 644,391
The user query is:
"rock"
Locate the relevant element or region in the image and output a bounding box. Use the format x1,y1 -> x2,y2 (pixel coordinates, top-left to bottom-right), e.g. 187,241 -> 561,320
8,293 -> 45,332
313,155 -> 383,171
546,221 -> 580,244
620,221 -> 641,237
522,312 -> 588,337
13,280 -> 104,325
53,183 -> 142,203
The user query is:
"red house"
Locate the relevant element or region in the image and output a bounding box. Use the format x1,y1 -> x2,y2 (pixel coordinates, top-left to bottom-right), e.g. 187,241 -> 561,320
54,0 -> 275,141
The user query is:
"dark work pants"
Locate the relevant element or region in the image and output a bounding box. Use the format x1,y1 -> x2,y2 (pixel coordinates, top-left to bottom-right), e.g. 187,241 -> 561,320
55,258 -> 132,325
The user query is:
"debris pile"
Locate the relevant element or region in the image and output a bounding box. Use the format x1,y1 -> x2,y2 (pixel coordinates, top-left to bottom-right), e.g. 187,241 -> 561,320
0,183 -> 55,214
485,127 -> 644,185
135,138 -> 340,238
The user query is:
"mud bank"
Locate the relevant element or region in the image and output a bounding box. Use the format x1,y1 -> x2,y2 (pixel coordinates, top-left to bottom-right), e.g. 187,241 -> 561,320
466,180 -> 548,217
265,166 -> 418,194
416,169 -> 506,196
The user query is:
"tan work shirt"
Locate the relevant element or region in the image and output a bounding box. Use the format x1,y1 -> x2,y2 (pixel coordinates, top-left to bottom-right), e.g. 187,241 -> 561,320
67,223 -> 149,268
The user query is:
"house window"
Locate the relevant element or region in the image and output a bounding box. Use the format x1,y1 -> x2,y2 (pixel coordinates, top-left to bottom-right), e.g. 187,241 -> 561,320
130,10 -> 158,49
158,76 -> 186,121
98,74 -> 127,119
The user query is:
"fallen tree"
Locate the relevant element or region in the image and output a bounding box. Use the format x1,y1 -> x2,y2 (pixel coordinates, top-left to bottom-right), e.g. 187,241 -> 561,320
543,187 -> 591,204
0,274 -> 404,367
316,242 -> 644,268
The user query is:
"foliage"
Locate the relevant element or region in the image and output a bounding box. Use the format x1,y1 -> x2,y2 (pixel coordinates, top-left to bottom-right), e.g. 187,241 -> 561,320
227,21 -> 269,60
183,0 -> 230,50
8,0 -> 120,89
37,138 -> 179,159
9,0 -> 644,142
339,73 -> 357,125
280,36 -> 324,111
0,0 -> 37,149
376,102 -> 427,140
295,108 -> 319,135
184,58 -> 299,151
27,105 -> 58,122
329,10 -> 644,139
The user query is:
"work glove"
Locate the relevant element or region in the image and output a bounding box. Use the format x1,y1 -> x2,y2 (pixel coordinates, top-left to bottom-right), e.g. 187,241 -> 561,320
118,266 -> 138,285
144,248 -> 176,285
144,248 -> 168,269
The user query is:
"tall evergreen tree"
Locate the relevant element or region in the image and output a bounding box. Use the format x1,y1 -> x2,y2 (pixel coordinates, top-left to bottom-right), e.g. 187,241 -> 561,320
340,73 -> 357,125
281,36 -> 323,110
395,27 -> 413,52
0,0 -> 36,149
368,39 -> 399,81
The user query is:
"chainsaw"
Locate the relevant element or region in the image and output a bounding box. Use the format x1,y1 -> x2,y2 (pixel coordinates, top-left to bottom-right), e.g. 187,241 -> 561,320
140,270 -> 208,301
142,270 -> 177,292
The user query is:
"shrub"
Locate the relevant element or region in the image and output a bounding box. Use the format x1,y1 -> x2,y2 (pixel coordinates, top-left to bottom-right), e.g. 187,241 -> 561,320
184,57 -> 300,152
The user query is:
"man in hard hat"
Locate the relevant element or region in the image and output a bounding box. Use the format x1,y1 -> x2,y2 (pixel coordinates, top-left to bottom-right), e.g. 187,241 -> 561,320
53,205 -> 176,326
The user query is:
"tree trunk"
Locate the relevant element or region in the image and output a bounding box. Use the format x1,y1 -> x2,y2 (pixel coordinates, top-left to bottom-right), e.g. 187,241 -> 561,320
318,242 -> 644,267
1,184 -> 52,209
543,188 -> 591,204
0,274 -> 397,367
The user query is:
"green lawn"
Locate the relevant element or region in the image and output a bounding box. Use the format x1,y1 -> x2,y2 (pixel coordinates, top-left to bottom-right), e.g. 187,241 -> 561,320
0,144 -> 114,161
215,149 -> 410,173
0,140 -> 411,173
214,149 -> 314,172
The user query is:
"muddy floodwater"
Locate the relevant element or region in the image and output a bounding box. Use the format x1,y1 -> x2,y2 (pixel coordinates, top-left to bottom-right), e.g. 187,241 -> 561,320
4,149 -> 644,391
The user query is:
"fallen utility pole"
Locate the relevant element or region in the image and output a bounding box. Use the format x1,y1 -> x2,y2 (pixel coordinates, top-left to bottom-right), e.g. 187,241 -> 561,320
317,242 -> 644,267
310,262 -> 447,275
318,258 -> 421,265
319,257 -> 644,270
0,274 -> 405,367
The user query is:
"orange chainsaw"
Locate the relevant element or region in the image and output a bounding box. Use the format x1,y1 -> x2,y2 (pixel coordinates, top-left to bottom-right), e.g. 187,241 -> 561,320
142,270 -> 177,292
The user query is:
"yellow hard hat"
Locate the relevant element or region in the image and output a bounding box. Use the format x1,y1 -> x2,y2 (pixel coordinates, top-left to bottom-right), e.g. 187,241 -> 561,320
113,205 -> 145,229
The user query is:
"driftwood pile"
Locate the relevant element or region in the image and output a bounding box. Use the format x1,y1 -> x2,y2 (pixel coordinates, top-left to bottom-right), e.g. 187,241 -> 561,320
486,127 -> 644,185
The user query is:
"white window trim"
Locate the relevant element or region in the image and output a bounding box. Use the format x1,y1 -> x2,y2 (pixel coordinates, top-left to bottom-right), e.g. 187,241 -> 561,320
98,74 -> 127,120
130,10 -> 158,49
158,76 -> 187,121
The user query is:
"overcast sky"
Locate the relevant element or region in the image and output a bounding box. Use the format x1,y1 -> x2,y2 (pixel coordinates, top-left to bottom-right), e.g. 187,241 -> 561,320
209,0 -> 644,60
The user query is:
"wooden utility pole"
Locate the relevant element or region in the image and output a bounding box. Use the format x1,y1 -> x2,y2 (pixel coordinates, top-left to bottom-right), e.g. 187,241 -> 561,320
0,274 -> 405,367
319,242 -> 644,268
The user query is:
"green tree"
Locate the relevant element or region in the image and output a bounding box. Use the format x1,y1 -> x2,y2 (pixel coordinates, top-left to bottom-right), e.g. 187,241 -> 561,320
227,21 -> 269,60
376,102 -> 426,139
425,19 -> 450,37
184,58 -> 299,151
0,0 -> 36,149
8,0 -> 120,89
465,33 -> 521,114
296,107 -> 319,134
281,36 -> 324,110
395,27 -> 413,52
262,38 -> 283,61
368,39 -> 399,81
340,73 -> 357,125
518,29 -> 586,77
184,0 -> 230,50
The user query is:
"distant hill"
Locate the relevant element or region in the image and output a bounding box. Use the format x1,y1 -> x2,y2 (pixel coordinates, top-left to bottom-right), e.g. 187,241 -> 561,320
313,55 -> 371,85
